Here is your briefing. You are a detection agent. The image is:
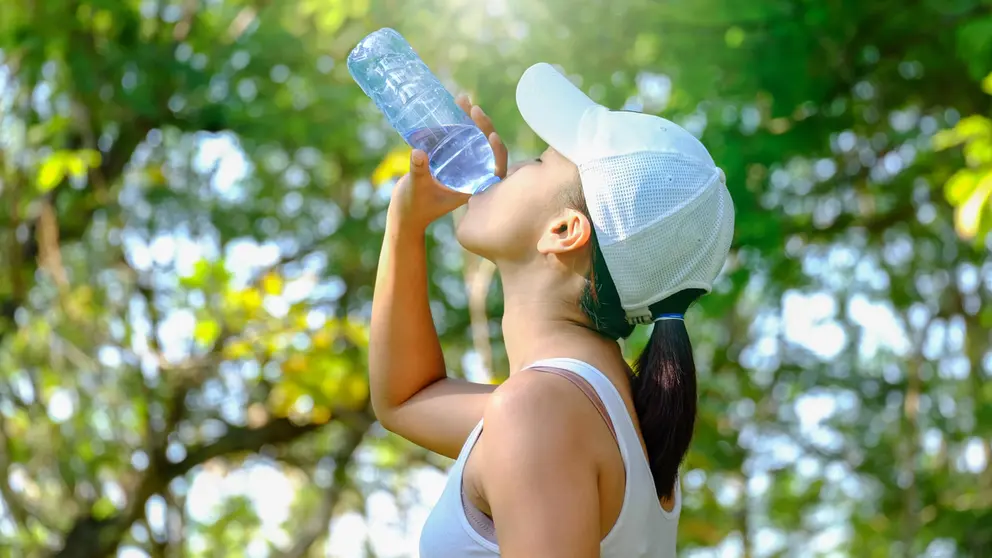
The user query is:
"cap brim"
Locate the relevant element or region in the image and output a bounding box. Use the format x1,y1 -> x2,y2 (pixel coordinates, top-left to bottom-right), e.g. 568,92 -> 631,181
516,63 -> 598,164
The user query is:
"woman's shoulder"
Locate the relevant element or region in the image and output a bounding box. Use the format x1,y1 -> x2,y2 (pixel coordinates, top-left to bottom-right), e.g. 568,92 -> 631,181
480,371 -> 615,459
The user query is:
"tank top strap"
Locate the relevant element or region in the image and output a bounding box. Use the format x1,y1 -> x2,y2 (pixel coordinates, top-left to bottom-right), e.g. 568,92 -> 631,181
454,419 -> 485,468
527,365 -> 618,441
525,358 -> 640,454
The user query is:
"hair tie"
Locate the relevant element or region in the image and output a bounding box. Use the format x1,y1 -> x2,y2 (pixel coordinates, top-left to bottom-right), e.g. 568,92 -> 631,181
653,313 -> 684,322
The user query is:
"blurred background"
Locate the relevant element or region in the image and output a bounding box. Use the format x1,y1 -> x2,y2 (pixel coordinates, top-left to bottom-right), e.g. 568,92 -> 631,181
1,0 -> 991,556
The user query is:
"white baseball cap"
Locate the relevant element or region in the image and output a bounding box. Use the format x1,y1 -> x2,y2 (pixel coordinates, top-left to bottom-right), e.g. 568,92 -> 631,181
516,63 -> 735,324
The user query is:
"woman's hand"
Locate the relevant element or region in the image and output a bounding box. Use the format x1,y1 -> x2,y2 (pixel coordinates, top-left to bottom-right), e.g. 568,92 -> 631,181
388,95 -> 508,232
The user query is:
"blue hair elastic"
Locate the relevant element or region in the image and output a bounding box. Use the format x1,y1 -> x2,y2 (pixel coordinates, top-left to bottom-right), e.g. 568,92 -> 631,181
652,313 -> 684,322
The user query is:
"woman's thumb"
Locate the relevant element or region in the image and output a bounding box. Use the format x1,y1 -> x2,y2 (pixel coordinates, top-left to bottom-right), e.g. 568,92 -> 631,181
410,149 -> 429,179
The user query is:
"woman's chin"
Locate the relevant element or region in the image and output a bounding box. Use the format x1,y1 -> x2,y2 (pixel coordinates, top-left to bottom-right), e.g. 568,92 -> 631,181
454,218 -> 484,256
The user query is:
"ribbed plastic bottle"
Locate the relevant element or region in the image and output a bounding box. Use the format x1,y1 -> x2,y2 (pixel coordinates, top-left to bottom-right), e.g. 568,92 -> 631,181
348,28 -> 499,194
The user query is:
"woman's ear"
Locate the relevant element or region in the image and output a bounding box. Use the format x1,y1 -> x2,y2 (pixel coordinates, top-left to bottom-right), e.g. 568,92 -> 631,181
537,209 -> 593,255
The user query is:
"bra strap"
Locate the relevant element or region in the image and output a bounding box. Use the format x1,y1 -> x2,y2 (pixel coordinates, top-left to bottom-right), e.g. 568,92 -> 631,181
528,366 -> 618,442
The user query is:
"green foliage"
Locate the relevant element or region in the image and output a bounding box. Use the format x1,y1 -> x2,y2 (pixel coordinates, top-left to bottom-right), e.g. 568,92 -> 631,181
0,0 -> 990,556
36,150 -> 102,193
934,77 -> 992,244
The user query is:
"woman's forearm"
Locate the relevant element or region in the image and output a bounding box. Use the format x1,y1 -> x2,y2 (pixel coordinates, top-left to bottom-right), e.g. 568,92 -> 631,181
368,208 -> 447,425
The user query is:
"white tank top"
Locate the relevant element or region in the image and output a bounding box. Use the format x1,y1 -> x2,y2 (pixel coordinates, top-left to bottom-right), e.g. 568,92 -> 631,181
419,357 -> 681,557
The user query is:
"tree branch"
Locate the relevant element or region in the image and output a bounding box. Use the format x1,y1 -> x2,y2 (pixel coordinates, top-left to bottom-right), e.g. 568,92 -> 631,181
53,407 -> 372,558
0,413 -> 62,533
165,410 -> 368,479
0,417 -> 30,530
282,412 -> 371,558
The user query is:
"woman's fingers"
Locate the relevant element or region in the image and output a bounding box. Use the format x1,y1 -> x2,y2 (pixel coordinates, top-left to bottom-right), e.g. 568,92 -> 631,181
470,105 -> 497,139
455,93 -> 506,178
456,94 -> 496,138
455,94 -> 473,116
489,133 -> 508,178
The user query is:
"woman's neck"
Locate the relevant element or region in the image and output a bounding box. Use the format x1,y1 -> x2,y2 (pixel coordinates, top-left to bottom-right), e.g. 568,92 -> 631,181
497,264 -> 620,373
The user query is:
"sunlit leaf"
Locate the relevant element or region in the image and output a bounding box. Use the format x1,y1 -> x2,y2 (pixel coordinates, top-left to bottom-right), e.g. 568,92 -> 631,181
311,405 -> 332,424
194,319 -> 221,346
92,497 -> 117,520
954,173 -> 992,240
261,272 -> 283,296
341,374 -> 369,407
65,156 -> 86,178
283,354 -> 308,376
92,10 -> 113,34
934,115 -> 992,151
631,33 -> 659,66
222,340 -> 253,360
964,137 -> 992,166
36,156 -> 66,192
79,149 -> 101,168
371,145 -> 412,185
945,171 -> 979,205
241,289 -> 263,315
312,329 -> 333,350
269,383 -> 301,418
725,26 -> 745,48
342,320 -> 370,347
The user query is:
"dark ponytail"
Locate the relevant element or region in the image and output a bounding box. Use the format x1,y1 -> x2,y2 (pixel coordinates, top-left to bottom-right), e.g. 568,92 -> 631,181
562,183 -> 701,499
631,293 -> 701,498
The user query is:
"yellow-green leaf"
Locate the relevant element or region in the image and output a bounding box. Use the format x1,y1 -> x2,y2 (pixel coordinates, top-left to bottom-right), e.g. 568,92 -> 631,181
223,340 -> 254,360
283,354 -> 308,376
954,173 -> 992,240
725,26 -> 745,48
311,405 -> 332,424
964,137 -> 992,166
37,157 -> 66,192
261,272 -> 283,296
342,321 -> 369,347
312,329 -> 333,350
66,155 -> 87,178
92,497 -> 117,520
194,319 -> 221,346
342,374 -> 369,407
631,33 -> 659,66
371,146 -> 412,185
80,149 -> 102,168
945,171 -> 978,205
934,115 -> 992,151
982,72 -> 992,96
93,10 -> 113,34
241,288 -> 263,314
269,382 -> 300,418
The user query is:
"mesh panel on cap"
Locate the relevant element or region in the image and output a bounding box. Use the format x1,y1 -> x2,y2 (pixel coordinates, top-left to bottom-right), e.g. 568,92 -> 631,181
579,151 -> 718,247
595,168 -> 735,312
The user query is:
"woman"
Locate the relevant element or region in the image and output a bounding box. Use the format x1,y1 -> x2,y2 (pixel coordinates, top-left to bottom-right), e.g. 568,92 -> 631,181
369,63 -> 734,557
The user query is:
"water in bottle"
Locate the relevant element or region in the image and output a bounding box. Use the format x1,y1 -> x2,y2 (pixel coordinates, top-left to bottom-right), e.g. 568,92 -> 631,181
347,28 -> 499,195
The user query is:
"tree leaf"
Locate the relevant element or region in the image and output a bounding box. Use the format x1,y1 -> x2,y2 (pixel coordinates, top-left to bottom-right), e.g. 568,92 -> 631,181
261,272 -> 283,296
945,170 -> 978,205
194,319 -> 221,346
36,156 -> 66,192
954,172 -> 992,240
371,146 -> 412,185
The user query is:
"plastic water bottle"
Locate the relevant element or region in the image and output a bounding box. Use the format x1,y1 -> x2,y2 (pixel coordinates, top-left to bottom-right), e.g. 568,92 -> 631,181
347,28 -> 499,195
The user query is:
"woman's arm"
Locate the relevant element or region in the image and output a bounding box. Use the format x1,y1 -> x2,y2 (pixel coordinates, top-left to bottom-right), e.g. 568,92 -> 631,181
367,96 -> 508,459
369,202 -> 495,458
